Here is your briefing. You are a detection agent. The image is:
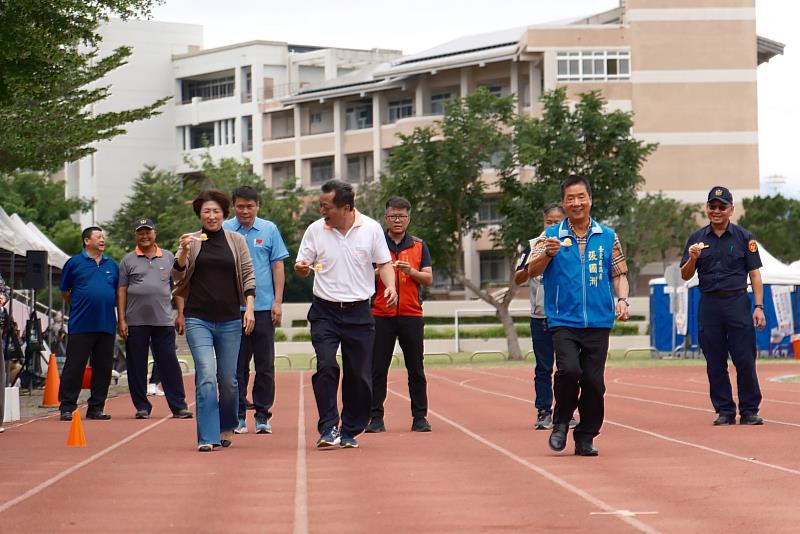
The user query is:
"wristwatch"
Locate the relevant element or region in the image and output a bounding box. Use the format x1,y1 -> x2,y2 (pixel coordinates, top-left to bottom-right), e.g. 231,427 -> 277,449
754,304 -> 764,310
617,298 -> 629,306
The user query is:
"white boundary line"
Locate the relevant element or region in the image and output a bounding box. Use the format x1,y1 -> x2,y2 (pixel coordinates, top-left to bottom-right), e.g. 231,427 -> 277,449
387,386 -> 659,534
432,371 -> 800,475
0,404 -> 194,514
293,371 -> 309,534
611,378 -> 800,407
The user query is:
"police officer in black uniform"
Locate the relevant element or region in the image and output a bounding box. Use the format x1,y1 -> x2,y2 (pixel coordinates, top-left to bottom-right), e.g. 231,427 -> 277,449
681,186 -> 765,426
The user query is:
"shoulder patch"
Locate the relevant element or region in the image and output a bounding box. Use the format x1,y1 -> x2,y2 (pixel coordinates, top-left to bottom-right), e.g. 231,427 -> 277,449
748,240 -> 758,253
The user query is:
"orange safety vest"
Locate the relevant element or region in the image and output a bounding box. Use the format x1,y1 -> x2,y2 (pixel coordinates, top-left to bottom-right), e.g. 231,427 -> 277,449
373,234 -> 426,317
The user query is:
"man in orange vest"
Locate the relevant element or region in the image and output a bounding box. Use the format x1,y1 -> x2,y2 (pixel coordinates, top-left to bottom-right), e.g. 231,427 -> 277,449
367,197 -> 433,433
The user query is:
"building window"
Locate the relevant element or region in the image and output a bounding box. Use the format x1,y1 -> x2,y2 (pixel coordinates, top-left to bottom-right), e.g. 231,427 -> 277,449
387,98 -> 413,123
479,252 -> 508,286
478,197 -> 502,224
271,111 -> 294,139
189,122 -> 215,149
345,99 -> 373,130
310,157 -> 334,185
346,153 -> 374,184
480,84 -> 506,98
242,66 -> 252,103
307,107 -> 333,135
430,92 -> 453,115
556,50 -> 630,82
181,74 -> 236,103
242,116 -> 252,152
270,161 -> 294,188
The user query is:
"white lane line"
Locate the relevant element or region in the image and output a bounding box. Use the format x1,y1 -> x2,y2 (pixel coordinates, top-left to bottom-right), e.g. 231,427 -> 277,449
387,386 -> 659,533
612,378 -> 800,407
0,403 -> 195,514
293,371 -> 309,534
429,372 -> 800,476
467,369 -> 800,427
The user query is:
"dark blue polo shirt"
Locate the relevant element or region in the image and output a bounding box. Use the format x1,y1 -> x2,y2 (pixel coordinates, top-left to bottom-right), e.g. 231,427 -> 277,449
60,250 -> 119,334
681,223 -> 762,293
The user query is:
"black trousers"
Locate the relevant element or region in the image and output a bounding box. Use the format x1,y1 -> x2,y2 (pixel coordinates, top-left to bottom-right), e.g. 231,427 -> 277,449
309,298 -> 374,437
699,292 -> 762,416
371,316 -> 428,420
237,311 -> 276,421
126,325 -> 188,414
551,327 -> 610,441
59,332 -> 116,414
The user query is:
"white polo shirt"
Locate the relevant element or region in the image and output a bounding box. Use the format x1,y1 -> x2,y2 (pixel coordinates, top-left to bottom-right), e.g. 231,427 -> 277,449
296,210 -> 391,302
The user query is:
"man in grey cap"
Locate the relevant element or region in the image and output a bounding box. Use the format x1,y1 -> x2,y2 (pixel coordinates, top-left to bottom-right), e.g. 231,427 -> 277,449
117,218 -> 192,419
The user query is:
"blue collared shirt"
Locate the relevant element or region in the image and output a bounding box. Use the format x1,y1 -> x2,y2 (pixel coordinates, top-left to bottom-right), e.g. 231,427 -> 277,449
681,223 -> 762,293
60,250 -> 119,334
223,216 -> 289,311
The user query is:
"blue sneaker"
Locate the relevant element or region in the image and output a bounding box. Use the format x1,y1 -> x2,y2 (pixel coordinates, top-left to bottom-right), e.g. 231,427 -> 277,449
255,418 -> 272,434
316,426 -> 341,448
234,418 -> 248,434
339,435 -> 359,449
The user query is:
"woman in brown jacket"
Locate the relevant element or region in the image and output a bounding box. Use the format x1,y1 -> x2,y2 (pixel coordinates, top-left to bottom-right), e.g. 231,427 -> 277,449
173,189 -> 255,452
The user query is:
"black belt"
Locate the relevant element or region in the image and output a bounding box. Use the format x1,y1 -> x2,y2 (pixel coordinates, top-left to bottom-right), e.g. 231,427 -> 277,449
705,289 -> 746,298
314,297 -> 369,309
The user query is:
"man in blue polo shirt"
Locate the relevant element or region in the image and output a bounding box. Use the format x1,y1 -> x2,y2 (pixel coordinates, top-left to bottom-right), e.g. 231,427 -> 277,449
58,227 -> 119,421
224,186 -> 289,434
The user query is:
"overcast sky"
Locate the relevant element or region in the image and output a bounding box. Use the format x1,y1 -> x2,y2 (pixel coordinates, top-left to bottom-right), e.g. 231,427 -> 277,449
151,0 -> 799,197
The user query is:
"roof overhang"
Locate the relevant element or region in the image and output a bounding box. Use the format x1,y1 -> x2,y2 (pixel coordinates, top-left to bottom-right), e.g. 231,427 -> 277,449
281,77 -> 407,105
757,35 -> 785,65
373,43 -> 519,78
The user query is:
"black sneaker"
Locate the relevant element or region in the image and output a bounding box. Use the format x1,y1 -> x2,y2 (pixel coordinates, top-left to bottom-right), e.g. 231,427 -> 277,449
172,409 -> 193,419
740,414 -> 764,425
86,411 -> 111,420
713,414 -> 736,426
365,418 -> 386,433
316,426 -> 341,448
60,411 -> 73,422
534,411 -> 553,430
135,410 -> 150,419
411,417 -> 432,432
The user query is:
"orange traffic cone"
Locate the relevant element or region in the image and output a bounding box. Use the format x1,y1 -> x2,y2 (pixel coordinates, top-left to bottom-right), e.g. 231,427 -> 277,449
41,354 -> 60,408
66,410 -> 87,448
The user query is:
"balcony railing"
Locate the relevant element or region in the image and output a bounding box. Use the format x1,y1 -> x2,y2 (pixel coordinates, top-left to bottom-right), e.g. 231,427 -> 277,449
262,82 -> 311,101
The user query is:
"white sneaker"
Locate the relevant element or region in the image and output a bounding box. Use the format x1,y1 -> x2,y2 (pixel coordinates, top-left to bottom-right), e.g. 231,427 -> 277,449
0,427 -> 5,434
147,383 -> 157,396
154,385 -> 165,396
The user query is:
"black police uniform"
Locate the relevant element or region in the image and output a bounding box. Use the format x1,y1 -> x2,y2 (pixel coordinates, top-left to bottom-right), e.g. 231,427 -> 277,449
681,223 -> 763,418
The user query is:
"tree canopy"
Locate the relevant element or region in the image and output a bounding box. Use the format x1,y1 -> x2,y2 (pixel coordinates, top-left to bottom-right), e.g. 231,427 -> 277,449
738,194 -> 800,263
0,0 -> 167,172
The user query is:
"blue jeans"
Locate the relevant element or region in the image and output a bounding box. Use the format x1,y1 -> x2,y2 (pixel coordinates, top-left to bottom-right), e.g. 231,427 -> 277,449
185,317 -> 242,446
531,318 -> 555,413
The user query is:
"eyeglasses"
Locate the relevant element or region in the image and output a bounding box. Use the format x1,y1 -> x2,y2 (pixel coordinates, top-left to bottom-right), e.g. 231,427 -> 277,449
707,203 -> 729,212
386,215 -> 409,221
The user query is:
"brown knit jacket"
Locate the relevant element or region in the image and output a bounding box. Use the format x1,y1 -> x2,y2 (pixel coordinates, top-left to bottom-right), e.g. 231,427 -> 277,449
171,230 -> 255,305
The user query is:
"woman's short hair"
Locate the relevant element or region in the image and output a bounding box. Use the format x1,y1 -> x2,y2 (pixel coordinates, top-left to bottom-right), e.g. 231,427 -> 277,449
192,189 -> 231,218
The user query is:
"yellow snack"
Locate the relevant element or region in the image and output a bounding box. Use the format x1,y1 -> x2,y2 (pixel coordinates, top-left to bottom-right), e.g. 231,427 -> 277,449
313,263 -> 324,272
562,237 -> 572,247
695,242 -> 709,249
199,233 -> 208,241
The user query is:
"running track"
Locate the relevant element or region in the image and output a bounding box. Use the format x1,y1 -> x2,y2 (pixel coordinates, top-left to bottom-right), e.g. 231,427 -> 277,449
2,363 -> 800,533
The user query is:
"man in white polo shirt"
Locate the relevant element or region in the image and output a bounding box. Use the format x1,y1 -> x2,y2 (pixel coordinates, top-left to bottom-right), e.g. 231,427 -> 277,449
295,179 -> 398,449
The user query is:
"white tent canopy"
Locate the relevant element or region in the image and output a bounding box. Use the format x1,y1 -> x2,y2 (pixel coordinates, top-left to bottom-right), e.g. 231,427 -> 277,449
0,206 -> 69,269
650,242 -> 800,287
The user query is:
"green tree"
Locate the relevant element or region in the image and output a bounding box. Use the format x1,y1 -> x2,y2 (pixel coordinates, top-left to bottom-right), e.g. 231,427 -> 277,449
498,88 -> 658,252
379,88 -> 526,358
614,193 -> 702,294
738,194 -> 800,262
0,170 -> 93,230
0,0 -> 168,172
104,156 -> 316,301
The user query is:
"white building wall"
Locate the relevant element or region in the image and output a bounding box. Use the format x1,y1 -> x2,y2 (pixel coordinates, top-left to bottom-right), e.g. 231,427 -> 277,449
67,19 -> 203,228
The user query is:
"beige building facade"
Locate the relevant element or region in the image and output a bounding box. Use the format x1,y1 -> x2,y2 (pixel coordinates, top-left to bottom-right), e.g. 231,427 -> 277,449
255,0 -> 781,289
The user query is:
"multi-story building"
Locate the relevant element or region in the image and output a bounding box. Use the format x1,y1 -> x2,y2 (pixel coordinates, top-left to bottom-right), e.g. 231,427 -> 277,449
68,0 -> 783,292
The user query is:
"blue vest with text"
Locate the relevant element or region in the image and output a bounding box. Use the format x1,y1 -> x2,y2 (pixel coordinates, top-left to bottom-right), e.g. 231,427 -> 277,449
543,219 -> 616,329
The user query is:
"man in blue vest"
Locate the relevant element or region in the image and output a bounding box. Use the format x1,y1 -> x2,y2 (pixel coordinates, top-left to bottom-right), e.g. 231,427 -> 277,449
528,175 -> 630,456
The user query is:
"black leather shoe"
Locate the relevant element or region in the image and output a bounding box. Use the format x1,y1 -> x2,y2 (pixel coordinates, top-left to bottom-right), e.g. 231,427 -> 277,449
549,423 -> 568,452
713,414 -> 736,426
365,418 -> 386,433
740,414 -> 764,425
411,417 -> 432,432
575,439 -> 599,456
172,409 -> 194,419
135,410 -> 150,419
86,411 -> 111,420
60,411 -> 73,422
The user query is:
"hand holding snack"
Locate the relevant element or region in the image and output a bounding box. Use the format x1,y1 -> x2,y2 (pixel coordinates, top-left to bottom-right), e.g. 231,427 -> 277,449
544,237 -> 561,258
688,242 -> 708,260
294,260 -> 311,277
394,260 -> 412,274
